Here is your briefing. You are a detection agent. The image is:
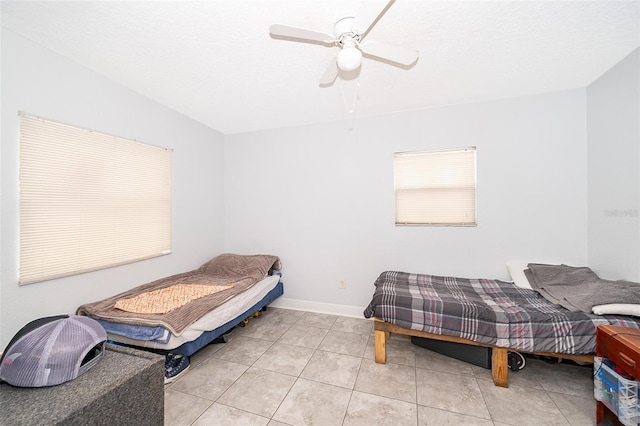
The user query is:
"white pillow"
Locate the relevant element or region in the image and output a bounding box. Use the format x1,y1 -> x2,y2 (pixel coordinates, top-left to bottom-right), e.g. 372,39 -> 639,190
592,304 -> 640,317
506,261 -> 532,289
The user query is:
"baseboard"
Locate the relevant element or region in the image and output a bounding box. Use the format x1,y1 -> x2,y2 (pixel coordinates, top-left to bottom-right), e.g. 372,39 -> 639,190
269,297 -> 367,319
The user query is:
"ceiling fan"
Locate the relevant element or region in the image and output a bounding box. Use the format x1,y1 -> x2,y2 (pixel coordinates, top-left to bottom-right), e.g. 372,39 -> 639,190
269,0 -> 419,86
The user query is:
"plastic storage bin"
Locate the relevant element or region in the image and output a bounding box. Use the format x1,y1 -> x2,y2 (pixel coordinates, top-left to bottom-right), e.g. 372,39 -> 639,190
594,356 -> 640,426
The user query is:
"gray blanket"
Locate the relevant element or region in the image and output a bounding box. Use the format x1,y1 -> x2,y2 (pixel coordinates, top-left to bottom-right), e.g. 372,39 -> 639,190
525,263 -> 640,312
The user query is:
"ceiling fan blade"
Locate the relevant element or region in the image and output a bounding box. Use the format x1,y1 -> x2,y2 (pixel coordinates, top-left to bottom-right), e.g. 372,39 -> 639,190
319,57 -> 339,86
360,40 -> 419,66
269,24 -> 335,44
352,0 -> 395,36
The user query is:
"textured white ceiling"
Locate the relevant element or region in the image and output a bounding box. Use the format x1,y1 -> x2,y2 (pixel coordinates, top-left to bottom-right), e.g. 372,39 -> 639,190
2,1 -> 639,134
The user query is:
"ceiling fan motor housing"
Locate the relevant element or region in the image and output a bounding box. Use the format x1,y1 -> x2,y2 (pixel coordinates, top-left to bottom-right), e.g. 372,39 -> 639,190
334,17 -> 362,72
334,16 -> 358,41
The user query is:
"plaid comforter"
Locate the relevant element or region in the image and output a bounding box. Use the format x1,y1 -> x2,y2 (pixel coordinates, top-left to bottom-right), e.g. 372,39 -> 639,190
363,271 -> 640,354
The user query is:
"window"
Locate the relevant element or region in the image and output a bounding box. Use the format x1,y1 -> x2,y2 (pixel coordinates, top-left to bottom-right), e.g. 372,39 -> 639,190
19,113 -> 172,285
394,147 -> 476,226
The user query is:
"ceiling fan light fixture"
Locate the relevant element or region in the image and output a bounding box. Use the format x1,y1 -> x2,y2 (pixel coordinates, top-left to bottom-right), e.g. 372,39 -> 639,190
337,45 -> 362,72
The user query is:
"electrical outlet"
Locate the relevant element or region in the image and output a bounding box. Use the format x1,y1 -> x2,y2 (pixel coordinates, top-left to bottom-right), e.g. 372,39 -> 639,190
339,279 -> 347,289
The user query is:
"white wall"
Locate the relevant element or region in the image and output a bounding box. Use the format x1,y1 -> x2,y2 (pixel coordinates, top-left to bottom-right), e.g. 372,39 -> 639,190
225,89 -> 589,315
0,29 -> 226,349
587,48 -> 640,281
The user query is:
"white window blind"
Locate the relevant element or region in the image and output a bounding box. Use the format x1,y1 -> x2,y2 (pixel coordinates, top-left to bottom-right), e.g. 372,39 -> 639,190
394,147 -> 476,226
19,113 -> 172,285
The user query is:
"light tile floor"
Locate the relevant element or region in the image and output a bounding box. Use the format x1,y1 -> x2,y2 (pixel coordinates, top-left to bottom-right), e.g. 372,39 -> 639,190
164,308 -> 597,426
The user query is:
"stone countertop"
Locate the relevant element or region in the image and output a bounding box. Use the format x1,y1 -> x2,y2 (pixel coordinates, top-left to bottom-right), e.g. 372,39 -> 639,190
0,343 -> 164,425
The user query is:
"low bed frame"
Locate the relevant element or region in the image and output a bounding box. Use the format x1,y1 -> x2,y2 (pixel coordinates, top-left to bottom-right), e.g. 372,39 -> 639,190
364,270 -> 640,388
372,318 -> 593,388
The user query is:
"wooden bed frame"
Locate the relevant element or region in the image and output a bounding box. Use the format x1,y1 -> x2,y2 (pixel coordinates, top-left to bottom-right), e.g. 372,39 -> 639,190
373,318 -> 594,388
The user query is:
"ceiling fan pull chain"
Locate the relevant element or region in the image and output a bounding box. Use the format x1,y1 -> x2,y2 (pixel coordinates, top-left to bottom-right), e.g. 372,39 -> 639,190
339,78 -> 360,114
